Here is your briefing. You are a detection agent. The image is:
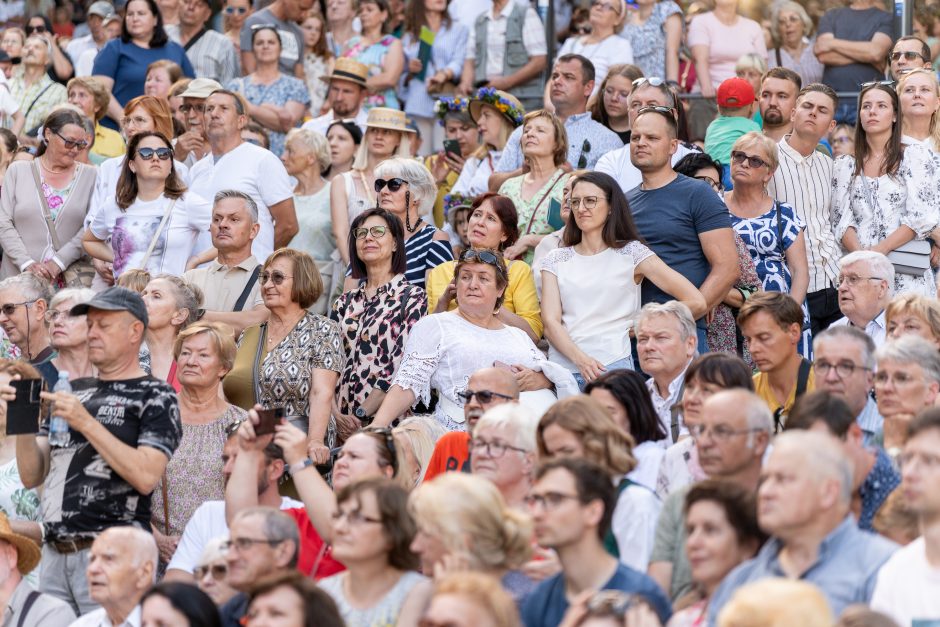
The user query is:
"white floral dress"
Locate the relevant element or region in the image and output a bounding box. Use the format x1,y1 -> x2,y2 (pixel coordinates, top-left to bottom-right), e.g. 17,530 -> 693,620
832,144 -> 940,297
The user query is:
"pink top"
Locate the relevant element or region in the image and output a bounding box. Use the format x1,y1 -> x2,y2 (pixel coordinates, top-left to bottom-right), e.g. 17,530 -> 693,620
687,12 -> 767,91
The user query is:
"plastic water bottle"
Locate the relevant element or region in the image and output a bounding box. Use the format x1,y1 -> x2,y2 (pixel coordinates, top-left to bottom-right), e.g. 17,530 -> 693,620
48,372 -> 71,447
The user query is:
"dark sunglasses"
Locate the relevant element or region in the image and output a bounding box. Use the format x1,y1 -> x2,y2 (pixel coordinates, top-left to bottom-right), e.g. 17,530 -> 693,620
55,130 -> 89,150
457,389 -> 515,404
353,225 -> 388,240
459,248 -> 505,270
860,79 -> 896,90
224,6 -> 248,13
365,427 -> 398,474
25,24 -> 46,34
891,50 -> 924,62
577,139 -> 591,169
374,177 -> 407,193
136,147 -> 173,161
194,563 -> 228,580
0,300 -> 35,317
260,270 -> 291,285
730,150 -> 768,169
178,103 -> 205,114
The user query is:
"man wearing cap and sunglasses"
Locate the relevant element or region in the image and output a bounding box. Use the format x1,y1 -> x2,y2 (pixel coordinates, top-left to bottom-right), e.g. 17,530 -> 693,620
175,77 -> 222,166
302,57 -> 369,137
11,287 -> 181,615
166,0 -> 239,85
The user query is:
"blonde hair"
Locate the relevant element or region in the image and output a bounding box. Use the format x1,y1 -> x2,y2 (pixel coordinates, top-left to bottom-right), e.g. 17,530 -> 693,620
473,102 -> 515,159
408,473 -> 533,571
897,68 -> 940,152
536,396 -> 637,475
285,127 -> 331,174
717,578 -> 833,627
430,572 -> 522,627
117,269 -> 151,293
735,53 -> 767,76
521,110 -> 568,167
352,127 -> 411,170
393,416 -> 446,489
173,321 -> 237,373
732,131 -> 779,173
886,292 -> 940,345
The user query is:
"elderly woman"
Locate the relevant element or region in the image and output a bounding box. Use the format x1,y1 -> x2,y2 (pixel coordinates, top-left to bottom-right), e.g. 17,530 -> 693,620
0,360 -> 43,547
228,26 -> 310,157
426,193 -> 542,342
370,157 -> 453,289
0,109 -> 97,283
331,107 -> 414,265
67,77 -> 125,163
543,171 -> 706,386
898,68 -> 940,151
766,1 -> 824,87
224,248 -> 343,465
331,208 -> 427,431
141,274 -> 202,389
326,119 -> 360,180
469,402 -> 540,511
341,0 -> 404,111
830,123 -> 855,159
554,0 -> 633,100
372,250 -> 578,430
425,97 -> 480,227
144,59 -> 183,100
48,287 -> 97,380
735,53 -> 766,109
886,293 -> 940,348
833,83 -> 940,297
194,538 -> 239,607
537,395 -> 661,572
621,0 -> 682,82
590,64 -> 644,143
152,322 -> 245,563
283,128 -> 336,314
451,88 -> 524,200
84,131 -> 211,278
498,111 -> 569,264
875,335 -> 940,453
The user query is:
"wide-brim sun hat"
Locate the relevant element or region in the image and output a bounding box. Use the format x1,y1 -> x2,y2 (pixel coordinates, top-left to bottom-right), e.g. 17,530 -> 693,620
468,88 -> 526,128
320,57 -> 369,88
0,513 -> 40,575
365,107 -> 417,134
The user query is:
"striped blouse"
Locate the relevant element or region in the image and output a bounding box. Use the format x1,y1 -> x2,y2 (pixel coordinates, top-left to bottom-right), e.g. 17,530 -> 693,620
405,223 -> 454,288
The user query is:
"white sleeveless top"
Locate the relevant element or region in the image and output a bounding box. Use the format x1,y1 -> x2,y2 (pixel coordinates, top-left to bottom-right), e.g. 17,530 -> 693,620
318,570 -> 426,627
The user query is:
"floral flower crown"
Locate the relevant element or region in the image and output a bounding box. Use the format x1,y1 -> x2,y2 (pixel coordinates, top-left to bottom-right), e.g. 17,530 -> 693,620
443,192 -> 474,217
474,87 -> 525,126
434,96 -> 470,126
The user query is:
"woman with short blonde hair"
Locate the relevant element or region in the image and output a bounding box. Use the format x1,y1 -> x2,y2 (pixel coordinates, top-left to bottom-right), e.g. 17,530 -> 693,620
886,292 -> 940,348
897,68 -> 940,152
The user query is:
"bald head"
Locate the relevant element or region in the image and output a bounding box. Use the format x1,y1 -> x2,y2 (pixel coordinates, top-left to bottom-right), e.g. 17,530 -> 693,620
698,390 -> 772,479
87,526 -> 159,611
464,367 -> 520,427
99,527 -> 159,575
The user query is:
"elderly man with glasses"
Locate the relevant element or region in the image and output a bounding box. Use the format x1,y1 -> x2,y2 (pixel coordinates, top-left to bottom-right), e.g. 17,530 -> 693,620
0,274 -> 56,385
831,251 -> 893,348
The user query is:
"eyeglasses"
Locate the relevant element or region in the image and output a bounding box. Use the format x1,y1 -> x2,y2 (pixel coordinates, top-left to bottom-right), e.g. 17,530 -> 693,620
260,271 -> 291,285
695,175 -> 723,192
43,309 -> 76,323
778,14 -> 802,24
457,389 -> 515,404
459,249 -> 507,278
178,103 -> 206,114
591,0 -> 621,13
0,301 -> 36,317
136,147 -> 173,161
813,360 -> 870,378
224,5 -> 248,13
330,509 -> 383,526
193,563 -> 228,581
730,151 -> 768,169
353,225 -> 388,240
837,274 -> 885,287
365,427 -> 398,473
891,50 -> 925,62
374,177 -> 407,193
569,195 -> 600,210
688,424 -> 762,441
221,537 -> 286,552
874,371 -> 923,387
898,450 -> 940,470
55,130 -> 89,150
470,437 -> 527,458
122,115 -> 150,128
577,139 -> 591,169
523,491 -> 580,510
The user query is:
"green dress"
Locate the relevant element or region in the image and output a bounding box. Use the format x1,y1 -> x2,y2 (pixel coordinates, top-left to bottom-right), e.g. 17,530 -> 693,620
288,186 -> 337,314
498,169 -> 568,264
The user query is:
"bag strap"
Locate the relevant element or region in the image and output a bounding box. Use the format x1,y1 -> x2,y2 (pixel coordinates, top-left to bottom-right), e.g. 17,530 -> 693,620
523,171 -> 565,236
137,198 -> 178,270
22,81 -> 55,128
795,357 -> 812,399
251,323 -> 267,407
775,200 -> 785,259
17,590 -> 42,627
161,472 -> 170,534
775,46 -> 782,68
233,265 -> 262,312
30,161 -> 63,251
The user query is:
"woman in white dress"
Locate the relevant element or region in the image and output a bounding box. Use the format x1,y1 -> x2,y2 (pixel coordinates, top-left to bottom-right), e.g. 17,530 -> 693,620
832,83 -> 940,297
450,89 -> 524,199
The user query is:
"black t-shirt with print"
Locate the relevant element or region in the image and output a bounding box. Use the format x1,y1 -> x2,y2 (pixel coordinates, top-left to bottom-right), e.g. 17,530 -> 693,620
39,376 -> 181,542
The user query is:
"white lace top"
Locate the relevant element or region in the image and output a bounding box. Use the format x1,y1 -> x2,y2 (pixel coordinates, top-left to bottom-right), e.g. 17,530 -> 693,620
541,241 -> 654,371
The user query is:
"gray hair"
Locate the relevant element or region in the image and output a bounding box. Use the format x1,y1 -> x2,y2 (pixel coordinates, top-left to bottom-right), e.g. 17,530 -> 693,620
50,287 -> 96,312
374,157 -> 438,217
285,128 -> 331,174
100,526 -> 159,583
772,431 -> 854,504
150,274 -> 204,329
214,189 -> 259,224
635,301 -> 697,343
813,325 -> 876,369
772,1 -> 813,41
234,507 -> 300,569
197,536 -> 229,567
473,402 -> 538,452
876,334 -> 940,385
839,251 -> 895,296
0,273 -> 53,305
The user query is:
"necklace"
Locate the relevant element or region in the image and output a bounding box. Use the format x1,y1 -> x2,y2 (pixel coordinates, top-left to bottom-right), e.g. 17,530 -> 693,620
266,310 -> 307,346
40,157 -> 68,174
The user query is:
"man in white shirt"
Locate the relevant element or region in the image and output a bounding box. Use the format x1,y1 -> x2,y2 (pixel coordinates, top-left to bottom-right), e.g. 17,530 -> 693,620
65,1 -> 113,66
189,89 -> 297,262
74,14 -> 122,77
175,77 -> 221,167
871,410 -> 940,625
831,251 -> 892,348
302,57 -> 369,136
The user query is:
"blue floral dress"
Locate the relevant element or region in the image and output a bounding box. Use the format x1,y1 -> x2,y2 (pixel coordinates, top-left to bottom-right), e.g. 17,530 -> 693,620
342,35 -> 401,110
227,74 -> 311,156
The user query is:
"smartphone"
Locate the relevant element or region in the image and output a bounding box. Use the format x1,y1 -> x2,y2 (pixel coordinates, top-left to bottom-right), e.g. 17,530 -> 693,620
443,139 -> 461,159
6,379 -> 43,435
255,407 -> 284,436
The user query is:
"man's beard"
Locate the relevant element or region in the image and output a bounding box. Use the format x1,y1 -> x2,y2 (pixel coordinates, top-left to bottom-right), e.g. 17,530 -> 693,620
763,108 -> 785,127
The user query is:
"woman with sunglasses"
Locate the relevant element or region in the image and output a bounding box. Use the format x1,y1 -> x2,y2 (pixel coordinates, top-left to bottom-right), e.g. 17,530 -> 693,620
0,109 -> 97,282
331,208 -> 427,432
222,0 -> 251,54
193,538 -> 238,607
426,192 -> 542,343
541,171 -> 706,387
372,249 -> 578,431
621,0 -> 682,82
833,82 -> 940,297
48,287 -> 97,380
83,131 -> 211,278
898,68 -> 940,152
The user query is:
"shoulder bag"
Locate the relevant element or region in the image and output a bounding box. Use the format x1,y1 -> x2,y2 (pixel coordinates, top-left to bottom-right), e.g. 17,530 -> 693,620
522,171 -> 566,236
136,198 -> 178,271
859,173 -> 930,276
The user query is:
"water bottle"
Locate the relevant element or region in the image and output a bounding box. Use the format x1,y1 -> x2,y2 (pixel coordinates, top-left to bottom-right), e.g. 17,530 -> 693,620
48,372 -> 71,447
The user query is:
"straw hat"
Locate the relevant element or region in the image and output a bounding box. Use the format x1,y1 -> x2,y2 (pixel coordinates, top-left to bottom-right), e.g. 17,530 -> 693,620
320,58 -> 369,88
365,107 -> 417,134
0,513 -> 40,574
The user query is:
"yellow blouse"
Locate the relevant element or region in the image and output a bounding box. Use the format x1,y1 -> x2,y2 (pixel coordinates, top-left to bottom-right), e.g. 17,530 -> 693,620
425,257 -> 544,339
93,124 -> 126,160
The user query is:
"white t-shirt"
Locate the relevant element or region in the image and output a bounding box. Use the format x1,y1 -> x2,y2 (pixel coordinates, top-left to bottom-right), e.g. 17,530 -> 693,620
541,242 -> 654,372
557,35 -> 634,97
871,536 -> 940,626
88,155 -> 191,229
596,143 -> 697,194
451,150 -> 500,199
302,108 -> 368,138
188,142 -> 294,262
89,191 -> 212,277
612,481 -> 661,573
628,439 -> 667,492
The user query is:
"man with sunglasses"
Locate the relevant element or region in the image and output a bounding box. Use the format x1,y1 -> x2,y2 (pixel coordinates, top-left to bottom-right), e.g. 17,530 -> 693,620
0,274 -> 57,385
175,78 -> 222,166
888,36 -> 932,80
166,0 -> 239,85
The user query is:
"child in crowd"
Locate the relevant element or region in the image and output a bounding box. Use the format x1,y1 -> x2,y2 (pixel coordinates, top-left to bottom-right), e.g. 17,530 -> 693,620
703,77 -> 760,190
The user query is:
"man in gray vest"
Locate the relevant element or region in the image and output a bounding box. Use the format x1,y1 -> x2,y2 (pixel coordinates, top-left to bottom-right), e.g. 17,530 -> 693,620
457,0 -> 547,113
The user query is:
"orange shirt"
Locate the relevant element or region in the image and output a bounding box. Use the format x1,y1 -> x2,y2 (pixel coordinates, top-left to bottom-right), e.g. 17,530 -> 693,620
423,432 -> 471,481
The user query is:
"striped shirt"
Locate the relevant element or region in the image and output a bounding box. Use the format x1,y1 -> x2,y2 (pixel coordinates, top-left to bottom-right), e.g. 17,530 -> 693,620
768,135 -> 840,293
401,22 -> 469,119
405,223 -> 454,289
166,25 -> 239,85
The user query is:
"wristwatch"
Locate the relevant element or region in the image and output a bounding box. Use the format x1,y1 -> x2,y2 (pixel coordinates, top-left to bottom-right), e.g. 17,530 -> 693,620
289,457 -> 316,476
354,407 -> 370,421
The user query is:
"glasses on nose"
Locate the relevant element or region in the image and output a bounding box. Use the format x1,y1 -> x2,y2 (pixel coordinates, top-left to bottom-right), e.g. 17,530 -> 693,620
43,309 -> 75,323
891,51 -> 925,62
591,0 -> 620,12
523,491 -> 580,510
0,301 -> 36,317
330,509 -> 383,526
220,537 -> 285,552
779,14 -> 802,24
194,563 -> 228,581
898,450 -> 940,470
569,195 -> 599,210
122,116 -> 149,127
55,130 -> 89,150
469,438 -> 526,458
837,274 -> 885,287
457,389 -> 515,404
260,271 -> 291,285
688,424 -> 760,441
224,5 -> 248,13
874,371 -> 922,387
374,177 -> 406,193
178,103 -> 206,114
813,360 -> 870,378
730,151 -> 768,169
353,225 -> 388,240
136,147 -> 173,161
694,175 -> 723,192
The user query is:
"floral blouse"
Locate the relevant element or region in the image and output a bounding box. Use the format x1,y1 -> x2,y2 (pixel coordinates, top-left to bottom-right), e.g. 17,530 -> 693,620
499,170 -> 569,264
620,0 -> 682,80
304,52 -> 332,116
342,35 -> 400,110
706,232 -> 760,363
227,73 -> 311,156
330,275 -> 427,416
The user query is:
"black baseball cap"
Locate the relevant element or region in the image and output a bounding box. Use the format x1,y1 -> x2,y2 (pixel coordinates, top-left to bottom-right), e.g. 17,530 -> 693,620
70,286 -> 149,327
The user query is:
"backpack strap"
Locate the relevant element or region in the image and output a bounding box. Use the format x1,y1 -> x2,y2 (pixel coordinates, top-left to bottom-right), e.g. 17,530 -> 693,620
17,590 -> 43,627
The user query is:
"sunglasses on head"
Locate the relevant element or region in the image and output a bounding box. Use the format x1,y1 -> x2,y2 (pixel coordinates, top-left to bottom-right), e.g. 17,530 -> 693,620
260,270 -> 291,285
459,249 -> 507,277
730,150 -> 768,169
55,130 -> 89,150
374,177 -> 406,193
365,427 -> 398,474
136,146 -> 173,161
353,225 -> 388,240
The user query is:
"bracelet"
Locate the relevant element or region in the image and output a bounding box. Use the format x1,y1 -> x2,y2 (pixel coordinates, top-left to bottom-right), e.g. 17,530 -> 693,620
289,457 -> 316,476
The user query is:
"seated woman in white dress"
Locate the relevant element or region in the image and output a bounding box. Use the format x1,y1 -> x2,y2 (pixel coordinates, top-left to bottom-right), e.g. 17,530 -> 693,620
371,250 -> 578,431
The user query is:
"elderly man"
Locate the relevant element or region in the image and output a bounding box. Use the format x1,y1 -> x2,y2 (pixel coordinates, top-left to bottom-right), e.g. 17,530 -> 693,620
70,527 -> 159,627
832,251 -> 893,347
189,90 -> 297,262
759,67 -> 801,142
15,287 -> 180,615
166,0 -> 238,84
9,36 -> 67,140
302,58 -> 369,136
220,507 -> 301,627
875,335 -> 940,456
708,431 -> 897,621
0,274 -> 56,385
424,367 -> 520,481
183,190 -> 268,336
174,78 -> 222,166
636,302 -> 698,444
0,512 -> 75,626
889,36 -> 933,80
648,389 -> 772,601
787,391 -> 899,531
813,326 -> 883,446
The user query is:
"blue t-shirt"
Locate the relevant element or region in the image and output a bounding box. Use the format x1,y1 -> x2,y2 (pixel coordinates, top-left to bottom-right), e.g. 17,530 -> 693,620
520,563 -> 672,627
626,174 -> 731,326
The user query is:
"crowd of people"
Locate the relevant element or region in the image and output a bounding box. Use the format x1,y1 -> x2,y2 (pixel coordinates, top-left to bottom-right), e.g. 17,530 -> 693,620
0,0 -> 935,624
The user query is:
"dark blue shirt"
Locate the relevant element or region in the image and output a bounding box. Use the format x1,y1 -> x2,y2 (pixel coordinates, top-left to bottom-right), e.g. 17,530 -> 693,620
859,447 -> 900,531
520,562 -> 672,627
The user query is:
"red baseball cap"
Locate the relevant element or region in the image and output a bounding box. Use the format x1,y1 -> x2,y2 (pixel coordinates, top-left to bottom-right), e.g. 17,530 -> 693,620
717,77 -> 756,108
